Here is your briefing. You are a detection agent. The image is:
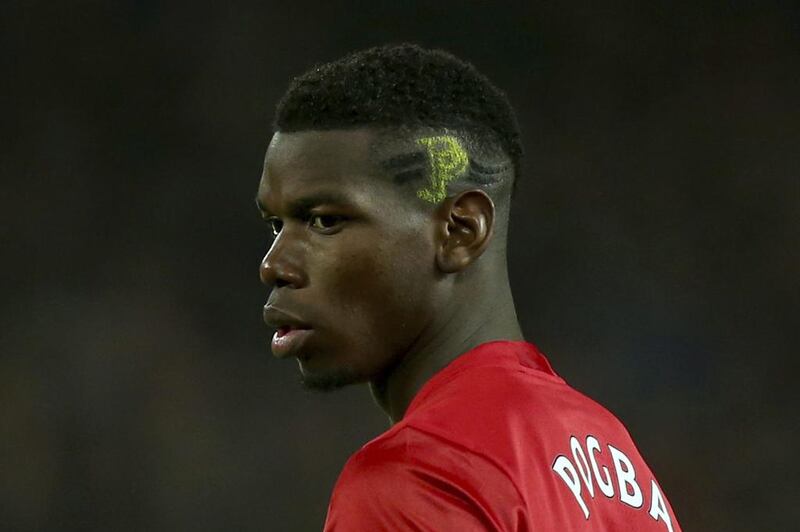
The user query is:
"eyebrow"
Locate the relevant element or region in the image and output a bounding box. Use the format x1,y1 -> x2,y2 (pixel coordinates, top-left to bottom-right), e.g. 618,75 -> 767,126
254,191 -> 354,218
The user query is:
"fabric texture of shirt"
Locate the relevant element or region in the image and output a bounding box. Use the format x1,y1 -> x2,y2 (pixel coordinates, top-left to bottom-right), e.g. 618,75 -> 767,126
323,340 -> 681,531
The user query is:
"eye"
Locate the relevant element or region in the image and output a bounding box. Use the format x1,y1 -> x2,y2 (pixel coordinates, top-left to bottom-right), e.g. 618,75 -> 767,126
309,214 -> 344,231
266,217 -> 283,236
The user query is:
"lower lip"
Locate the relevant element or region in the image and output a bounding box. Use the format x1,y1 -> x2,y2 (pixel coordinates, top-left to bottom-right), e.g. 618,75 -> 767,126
271,328 -> 313,358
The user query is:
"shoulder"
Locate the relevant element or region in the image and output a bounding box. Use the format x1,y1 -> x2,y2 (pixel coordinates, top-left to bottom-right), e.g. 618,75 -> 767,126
335,425 -> 522,503
324,425 -> 525,532
406,360 -> 627,444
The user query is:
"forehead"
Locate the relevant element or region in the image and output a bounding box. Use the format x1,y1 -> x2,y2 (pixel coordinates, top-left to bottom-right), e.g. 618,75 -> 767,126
258,129 -> 388,201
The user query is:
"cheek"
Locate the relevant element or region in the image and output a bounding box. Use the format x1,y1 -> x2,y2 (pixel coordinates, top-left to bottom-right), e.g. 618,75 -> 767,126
324,233 -> 434,338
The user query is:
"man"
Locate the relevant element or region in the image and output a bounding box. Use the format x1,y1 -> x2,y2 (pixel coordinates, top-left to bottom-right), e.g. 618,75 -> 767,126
256,43 -> 681,531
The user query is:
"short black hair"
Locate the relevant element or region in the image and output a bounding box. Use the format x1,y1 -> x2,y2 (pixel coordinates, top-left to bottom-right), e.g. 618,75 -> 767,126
273,43 -> 522,202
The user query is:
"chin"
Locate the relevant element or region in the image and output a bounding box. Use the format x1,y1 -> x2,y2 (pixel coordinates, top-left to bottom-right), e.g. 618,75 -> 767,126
297,364 -> 364,393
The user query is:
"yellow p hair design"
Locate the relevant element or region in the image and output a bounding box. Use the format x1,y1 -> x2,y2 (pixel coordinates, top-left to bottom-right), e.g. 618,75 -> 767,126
416,135 -> 469,204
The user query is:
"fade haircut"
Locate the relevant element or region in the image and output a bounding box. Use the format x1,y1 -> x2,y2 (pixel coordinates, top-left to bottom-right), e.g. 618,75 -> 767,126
273,43 -> 523,207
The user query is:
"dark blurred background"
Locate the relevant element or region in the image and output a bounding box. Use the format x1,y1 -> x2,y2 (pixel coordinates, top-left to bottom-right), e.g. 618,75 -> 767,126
2,1 -> 798,530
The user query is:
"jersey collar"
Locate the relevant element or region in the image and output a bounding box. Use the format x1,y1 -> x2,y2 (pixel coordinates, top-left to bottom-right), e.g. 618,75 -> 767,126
403,340 -> 561,420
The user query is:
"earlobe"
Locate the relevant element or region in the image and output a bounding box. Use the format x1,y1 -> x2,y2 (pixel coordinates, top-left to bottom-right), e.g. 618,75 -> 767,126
434,191 -> 495,274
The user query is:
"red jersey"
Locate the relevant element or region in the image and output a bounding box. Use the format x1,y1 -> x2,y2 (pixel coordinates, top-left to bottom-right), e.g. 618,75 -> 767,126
323,340 -> 681,531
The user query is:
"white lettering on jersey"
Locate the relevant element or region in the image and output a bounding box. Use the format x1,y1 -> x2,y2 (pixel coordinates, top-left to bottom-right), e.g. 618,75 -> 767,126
551,435 -> 674,531
552,455 -> 590,519
648,479 -> 674,532
586,435 -> 614,498
608,443 -> 643,508
570,436 -> 595,498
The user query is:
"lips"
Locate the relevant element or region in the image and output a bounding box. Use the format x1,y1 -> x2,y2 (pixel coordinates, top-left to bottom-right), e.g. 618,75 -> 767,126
263,305 -> 312,330
271,327 -> 314,358
263,305 -> 313,358
275,325 -> 292,337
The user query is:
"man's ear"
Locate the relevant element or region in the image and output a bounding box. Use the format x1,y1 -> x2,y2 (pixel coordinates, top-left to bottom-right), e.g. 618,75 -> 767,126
434,189 -> 495,274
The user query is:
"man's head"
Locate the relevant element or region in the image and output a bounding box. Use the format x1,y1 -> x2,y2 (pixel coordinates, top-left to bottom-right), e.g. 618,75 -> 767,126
257,43 -> 522,392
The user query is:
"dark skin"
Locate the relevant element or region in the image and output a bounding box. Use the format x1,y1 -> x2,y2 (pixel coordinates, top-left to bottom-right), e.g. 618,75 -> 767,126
256,128 -> 524,424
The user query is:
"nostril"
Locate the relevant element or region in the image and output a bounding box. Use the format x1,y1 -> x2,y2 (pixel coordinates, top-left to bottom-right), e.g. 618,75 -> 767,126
275,279 -> 290,288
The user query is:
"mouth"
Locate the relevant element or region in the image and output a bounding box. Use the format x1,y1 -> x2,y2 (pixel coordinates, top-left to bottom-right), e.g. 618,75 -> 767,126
271,326 -> 314,358
263,305 -> 314,358
276,324 -> 309,337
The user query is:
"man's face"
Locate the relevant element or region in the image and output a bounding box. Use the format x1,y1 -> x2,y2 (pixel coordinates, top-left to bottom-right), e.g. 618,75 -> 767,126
256,129 -> 440,392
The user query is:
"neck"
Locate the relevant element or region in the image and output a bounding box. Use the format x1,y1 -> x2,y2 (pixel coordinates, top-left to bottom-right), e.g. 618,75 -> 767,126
368,270 -> 524,425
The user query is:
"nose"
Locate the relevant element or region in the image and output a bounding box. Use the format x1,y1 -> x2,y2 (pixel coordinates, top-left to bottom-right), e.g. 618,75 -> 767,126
259,237 -> 307,289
